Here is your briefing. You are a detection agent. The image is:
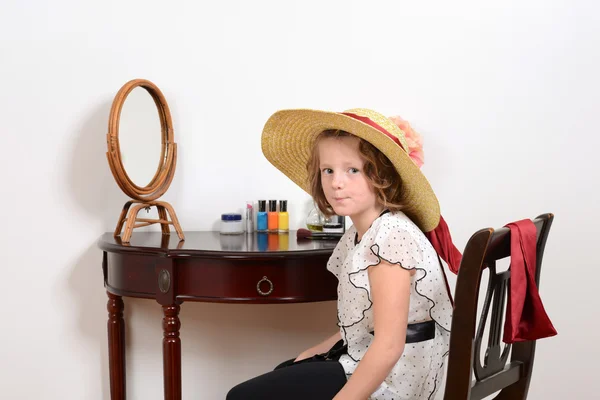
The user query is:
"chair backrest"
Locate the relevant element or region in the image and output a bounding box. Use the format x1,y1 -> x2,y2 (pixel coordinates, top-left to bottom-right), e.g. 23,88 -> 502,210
443,213 -> 554,400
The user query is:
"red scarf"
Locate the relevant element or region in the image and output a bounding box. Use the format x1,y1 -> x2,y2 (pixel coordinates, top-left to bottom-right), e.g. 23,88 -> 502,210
502,219 -> 557,343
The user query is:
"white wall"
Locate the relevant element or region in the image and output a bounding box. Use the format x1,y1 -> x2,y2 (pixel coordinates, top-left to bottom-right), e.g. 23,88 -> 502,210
1,1 -> 598,399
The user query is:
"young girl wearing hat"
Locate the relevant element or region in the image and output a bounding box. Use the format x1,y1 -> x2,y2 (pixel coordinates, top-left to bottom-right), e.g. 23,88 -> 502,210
227,109 -> 461,400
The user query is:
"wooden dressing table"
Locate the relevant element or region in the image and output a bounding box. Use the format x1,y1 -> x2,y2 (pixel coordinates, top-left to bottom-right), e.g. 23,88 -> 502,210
98,231 -> 338,400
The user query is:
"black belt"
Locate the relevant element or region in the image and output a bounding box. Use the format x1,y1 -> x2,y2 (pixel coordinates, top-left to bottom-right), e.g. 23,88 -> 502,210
321,320 -> 436,361
404,319 -> 436,344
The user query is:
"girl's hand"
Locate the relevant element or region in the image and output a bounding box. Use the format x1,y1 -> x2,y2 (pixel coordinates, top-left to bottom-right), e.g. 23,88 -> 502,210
294,348 -> 317,362
294,331 -> 342,362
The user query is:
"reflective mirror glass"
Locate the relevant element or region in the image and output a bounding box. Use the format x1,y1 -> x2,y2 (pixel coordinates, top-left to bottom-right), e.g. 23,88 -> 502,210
119,87 -> 163,187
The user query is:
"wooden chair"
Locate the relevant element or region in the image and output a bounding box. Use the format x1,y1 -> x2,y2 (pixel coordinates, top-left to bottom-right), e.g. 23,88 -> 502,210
443,213 -> 554,400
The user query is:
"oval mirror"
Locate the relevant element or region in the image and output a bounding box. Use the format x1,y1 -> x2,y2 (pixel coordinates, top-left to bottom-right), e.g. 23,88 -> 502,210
118,87 -> 163,188
106,79 -> 184,242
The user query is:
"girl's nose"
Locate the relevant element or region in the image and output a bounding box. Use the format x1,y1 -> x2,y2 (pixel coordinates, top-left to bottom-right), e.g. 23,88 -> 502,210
331,172 -> 344,189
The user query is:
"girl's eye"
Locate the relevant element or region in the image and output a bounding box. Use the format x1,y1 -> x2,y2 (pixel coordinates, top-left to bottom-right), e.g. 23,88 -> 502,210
349,168 -> 359,174
322,168 -> 333,175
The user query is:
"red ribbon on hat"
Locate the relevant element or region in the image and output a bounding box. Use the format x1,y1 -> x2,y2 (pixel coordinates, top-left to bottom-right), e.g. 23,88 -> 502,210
425,216 -> 463,275
425,216 -> 463,305
502,219 -> 557,343
341,112 -> 406,151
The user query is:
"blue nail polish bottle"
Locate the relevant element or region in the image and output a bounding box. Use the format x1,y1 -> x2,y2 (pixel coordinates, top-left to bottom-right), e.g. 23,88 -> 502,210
257,200 -> 268,232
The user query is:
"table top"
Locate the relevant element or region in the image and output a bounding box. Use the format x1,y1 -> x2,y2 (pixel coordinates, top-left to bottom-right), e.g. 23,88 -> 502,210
98,231 -> 340,257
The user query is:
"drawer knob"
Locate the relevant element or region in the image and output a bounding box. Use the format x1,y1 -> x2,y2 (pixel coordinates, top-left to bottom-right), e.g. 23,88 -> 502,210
256,276 -> 274,296
158,269 -> 171,294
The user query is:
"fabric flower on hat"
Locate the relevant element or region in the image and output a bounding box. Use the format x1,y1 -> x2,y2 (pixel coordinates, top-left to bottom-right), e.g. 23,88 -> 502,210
388,116 -> 424,168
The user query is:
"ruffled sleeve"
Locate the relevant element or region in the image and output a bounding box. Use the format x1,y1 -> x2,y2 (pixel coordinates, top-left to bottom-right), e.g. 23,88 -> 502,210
369,218 -> 429,272
348,216 -> 427,286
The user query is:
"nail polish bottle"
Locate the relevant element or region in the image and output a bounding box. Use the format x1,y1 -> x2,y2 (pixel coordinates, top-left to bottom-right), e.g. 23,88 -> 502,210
257,200 -> 268,232
267,200 -> 278,232
278,200 -> 289,233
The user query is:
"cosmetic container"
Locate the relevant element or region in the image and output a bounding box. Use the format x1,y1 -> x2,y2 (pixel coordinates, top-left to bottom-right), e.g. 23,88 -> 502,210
323,215 -> 345,233
257,200 -> 268,232
268,200 -> 278,232
278,200 -> 289,233
305,206 -> 324,232
246,201 -> 254,233
220,213 -> 244,235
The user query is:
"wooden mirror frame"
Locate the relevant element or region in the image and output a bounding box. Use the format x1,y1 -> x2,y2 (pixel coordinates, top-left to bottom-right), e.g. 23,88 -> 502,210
106,79 -> 184,242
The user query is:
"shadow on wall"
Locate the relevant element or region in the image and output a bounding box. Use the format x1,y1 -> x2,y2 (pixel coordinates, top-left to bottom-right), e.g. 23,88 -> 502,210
66,100 -> 126,400
68,100 -> 128,229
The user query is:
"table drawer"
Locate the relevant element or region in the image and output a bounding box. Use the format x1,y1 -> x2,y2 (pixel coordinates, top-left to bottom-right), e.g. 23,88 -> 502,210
176,256 -> 337,303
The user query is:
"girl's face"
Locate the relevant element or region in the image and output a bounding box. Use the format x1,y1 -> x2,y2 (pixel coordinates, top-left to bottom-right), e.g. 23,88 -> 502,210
318,136 -> 381,223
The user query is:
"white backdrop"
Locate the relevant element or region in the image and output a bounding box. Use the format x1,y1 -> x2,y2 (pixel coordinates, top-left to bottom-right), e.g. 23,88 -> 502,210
1,1 -> 598,399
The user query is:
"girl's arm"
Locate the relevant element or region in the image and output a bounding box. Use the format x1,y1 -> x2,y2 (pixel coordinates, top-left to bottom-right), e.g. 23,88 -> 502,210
295,330 -> 342,362
334,260 -> 412,400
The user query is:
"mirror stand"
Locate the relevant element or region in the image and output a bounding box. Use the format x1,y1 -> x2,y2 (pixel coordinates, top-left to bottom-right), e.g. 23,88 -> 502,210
114,200 -> 184,243
107,79 -> 185,243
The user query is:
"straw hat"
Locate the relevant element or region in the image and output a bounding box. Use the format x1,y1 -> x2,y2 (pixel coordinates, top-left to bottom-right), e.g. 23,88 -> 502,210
261,108 -> 441,232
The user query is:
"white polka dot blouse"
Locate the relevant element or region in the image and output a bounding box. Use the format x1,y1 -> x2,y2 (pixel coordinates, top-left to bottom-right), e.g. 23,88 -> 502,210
327,211 -> 453,399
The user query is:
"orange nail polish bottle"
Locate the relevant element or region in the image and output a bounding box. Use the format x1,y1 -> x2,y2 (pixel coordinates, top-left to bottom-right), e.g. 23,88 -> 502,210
267,200 -> 278,232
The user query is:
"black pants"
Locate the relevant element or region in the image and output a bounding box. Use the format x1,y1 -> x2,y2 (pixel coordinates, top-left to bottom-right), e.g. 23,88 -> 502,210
226,356 -> 347,400
226,322 -> 435,399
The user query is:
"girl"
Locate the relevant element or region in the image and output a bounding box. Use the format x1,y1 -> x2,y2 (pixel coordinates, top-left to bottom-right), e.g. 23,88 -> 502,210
227,108 -> 461,400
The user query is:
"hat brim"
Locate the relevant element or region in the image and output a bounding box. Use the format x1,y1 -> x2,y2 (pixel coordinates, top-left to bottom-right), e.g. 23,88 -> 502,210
261,109 -> 440,232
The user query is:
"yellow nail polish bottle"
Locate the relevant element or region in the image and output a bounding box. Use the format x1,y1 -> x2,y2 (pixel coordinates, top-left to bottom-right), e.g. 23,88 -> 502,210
278,200 -> 289,233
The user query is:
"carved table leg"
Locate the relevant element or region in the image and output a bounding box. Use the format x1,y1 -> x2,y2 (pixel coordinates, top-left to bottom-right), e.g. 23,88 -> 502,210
163,304 -> 182,400
107,292 -> 126,400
